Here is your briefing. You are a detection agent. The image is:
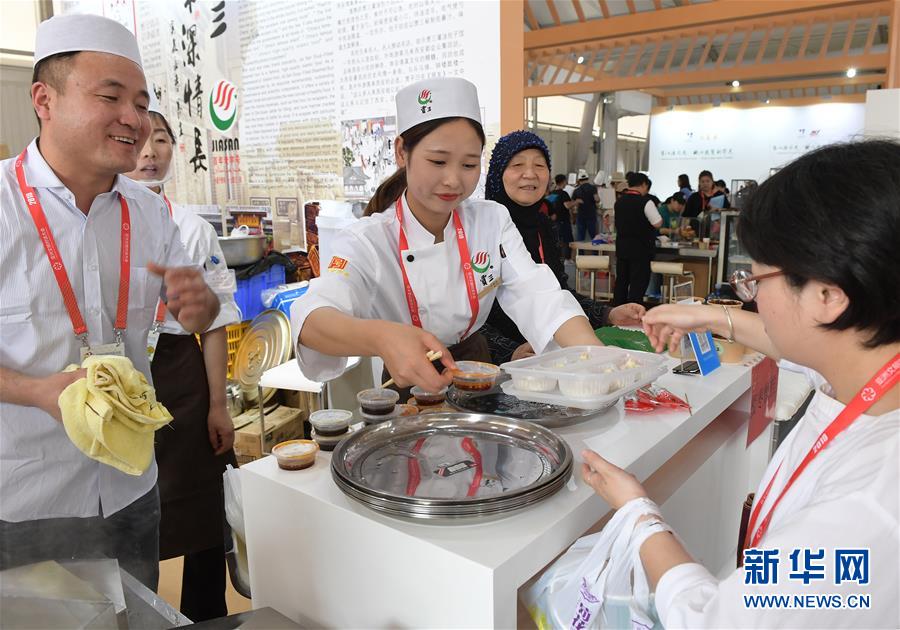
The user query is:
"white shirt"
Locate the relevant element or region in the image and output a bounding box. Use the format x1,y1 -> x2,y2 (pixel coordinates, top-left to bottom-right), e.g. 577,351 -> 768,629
643,199 -> 662,226
290,195 -> 585,381
156,201 -> 239,335
0,140 -> 192,521
655,374 -> 900,628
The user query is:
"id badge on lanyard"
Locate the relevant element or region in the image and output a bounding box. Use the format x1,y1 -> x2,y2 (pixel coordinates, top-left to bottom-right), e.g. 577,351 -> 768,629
15,149 -> 131,362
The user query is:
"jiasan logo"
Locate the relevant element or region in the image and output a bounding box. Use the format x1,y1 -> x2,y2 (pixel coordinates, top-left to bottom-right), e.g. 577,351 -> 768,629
417,89 -> 432,106
471,251 -> 491,274
209,79 -> 238,132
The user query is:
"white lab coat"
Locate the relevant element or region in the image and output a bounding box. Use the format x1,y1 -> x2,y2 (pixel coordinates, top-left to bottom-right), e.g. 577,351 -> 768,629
290,194 -> 585,381
155,201 -> 240,336
655,364 -> 900,628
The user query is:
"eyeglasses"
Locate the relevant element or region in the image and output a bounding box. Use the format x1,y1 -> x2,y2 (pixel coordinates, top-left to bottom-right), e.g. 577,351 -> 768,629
729,269 -> 785,302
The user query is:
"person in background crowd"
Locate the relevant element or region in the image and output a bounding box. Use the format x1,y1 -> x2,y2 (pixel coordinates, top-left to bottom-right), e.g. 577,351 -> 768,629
0,14 -> 219,590
584,139 -> 900,628
292,78 -> 604,394
714,178 -> 730,196
646,177 -> 661,207
658,192 -> 686,237
684,169 -> 730,218
613,172 -> 662,305
124,95 -> 239,621
546,173 -> 577,260
677,173 -> 693,199
572,170 -> 600,241
479,131 -> 645,364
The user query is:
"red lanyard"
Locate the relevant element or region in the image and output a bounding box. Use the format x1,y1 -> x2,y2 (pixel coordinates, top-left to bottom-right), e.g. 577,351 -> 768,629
745,353 -> 900,549
15,149 -> 131,347
152,196 -> 174,327
394,197 -> 480,340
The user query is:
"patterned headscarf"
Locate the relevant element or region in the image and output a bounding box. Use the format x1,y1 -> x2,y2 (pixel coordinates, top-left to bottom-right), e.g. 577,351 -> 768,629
485,130 -> 552,203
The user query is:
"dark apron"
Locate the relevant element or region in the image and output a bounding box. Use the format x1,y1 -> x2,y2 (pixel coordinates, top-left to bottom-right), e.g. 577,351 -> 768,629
383,331 -> 491,402
151,333 -> 237,560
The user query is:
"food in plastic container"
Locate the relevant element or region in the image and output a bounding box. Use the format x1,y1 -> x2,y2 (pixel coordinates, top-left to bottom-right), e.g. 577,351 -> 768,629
272,439 -> 318,470
309,409 -> 352,436
357,388 -> 399,416
501,345 -> 667,406
410,385 -> 447,406
510,374 -> 558,392
450,361 -> 501,391
312,428 -> 348,452
396,403 -> 420,416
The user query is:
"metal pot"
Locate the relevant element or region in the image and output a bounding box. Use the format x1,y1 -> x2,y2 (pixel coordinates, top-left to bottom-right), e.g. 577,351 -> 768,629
218,235 -> 266,267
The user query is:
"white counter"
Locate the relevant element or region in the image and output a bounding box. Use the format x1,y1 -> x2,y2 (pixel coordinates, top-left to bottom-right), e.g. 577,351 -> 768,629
241,357 -> 767,628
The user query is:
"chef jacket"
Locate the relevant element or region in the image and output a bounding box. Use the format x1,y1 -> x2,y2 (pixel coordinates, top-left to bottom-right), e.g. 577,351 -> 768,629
291,194 -> 585,382
155,201 -> 240,335
655,363 -> 900,628
0,139 -> 194,521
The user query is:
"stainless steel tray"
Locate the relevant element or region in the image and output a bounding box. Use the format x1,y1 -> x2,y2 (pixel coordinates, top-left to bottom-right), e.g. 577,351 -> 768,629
331,413 -> 572,520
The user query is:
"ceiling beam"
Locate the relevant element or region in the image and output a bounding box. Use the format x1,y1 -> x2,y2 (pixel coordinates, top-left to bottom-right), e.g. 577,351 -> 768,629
524,1 -> 540,31
598,0 -> 610,19
525,51 -> 889,96
888,0 -> 900,87
572,0 -> 585,22
524,0 -> 878,50
546,0 -> 561,26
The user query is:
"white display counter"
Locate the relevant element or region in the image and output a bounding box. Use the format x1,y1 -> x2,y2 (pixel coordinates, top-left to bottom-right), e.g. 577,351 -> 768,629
241,356 -> 771,628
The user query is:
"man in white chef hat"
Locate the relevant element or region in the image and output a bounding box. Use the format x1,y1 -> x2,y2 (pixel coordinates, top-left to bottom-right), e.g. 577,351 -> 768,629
0,14 -> 220,589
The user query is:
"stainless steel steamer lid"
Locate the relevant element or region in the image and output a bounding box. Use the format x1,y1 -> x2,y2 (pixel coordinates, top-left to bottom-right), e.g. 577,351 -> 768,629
233,309 -> 292,404
331,413 -> 573,520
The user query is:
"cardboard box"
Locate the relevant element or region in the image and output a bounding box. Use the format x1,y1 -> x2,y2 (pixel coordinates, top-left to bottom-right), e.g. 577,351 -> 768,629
233,405 -> 305,460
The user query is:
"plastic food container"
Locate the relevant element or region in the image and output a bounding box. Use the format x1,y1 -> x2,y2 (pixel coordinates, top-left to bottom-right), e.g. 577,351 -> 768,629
309,409 -> 352,436
410,385 -> 447,406
312,428 -> 348,452
356,388 -> 399,416
449,361 -> 501,391
272,439 -> 319,470
509,373 -> 557,392
500,346 -> 668,410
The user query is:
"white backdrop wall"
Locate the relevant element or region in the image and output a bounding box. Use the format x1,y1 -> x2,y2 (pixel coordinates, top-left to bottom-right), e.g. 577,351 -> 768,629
648,102 -> 865,196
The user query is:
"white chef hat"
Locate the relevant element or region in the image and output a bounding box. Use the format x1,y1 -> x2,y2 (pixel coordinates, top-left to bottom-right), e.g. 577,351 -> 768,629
396,76 -> 481,135
34,14 -> 142,69
148,89 -> 163,116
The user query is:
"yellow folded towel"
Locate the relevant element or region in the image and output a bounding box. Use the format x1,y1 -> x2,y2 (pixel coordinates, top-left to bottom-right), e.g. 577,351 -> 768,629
58,355 -> 173,476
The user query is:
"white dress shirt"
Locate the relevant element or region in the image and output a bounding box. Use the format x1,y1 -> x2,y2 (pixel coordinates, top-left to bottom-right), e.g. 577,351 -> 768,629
291,194 -> 585,382
655,373 -> 900,628
0,140 -> 193,521
156,201 -> 240,335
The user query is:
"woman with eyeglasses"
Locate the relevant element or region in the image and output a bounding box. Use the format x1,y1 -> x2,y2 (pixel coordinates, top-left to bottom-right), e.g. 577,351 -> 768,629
579,140 -> 900,627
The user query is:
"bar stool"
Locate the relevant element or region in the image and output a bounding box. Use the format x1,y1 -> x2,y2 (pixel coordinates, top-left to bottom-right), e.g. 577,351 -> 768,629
651,261 -> 694,303
575,255 -> 611,300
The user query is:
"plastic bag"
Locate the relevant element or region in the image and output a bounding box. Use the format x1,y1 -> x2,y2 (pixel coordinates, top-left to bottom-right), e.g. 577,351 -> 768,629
223,464 -> 245,541
522,498 -> 666,629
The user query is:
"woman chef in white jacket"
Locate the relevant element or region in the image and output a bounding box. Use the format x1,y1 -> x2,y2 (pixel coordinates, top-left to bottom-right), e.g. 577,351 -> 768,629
292,77 -> 601,391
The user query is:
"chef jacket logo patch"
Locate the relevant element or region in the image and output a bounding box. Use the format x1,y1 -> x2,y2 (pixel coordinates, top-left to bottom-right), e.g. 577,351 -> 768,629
209,79 -> 238,132
327,256 -> 349,275
471,251 -> 491,274
417,89 -> 432,114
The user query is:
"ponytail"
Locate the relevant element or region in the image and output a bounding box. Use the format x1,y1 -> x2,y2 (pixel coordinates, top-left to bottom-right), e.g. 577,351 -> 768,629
365,168 -> 407,216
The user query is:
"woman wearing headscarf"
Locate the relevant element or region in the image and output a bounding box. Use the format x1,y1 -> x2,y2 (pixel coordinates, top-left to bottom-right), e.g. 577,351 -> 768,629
480,131 -> 645,364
